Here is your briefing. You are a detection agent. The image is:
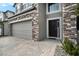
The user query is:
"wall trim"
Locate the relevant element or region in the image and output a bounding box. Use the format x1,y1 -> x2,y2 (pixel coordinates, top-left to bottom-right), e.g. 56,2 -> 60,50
47,17 -> 62,40
9,17 -> 32,24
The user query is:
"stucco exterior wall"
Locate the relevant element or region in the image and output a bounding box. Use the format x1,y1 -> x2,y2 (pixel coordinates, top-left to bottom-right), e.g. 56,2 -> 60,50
0,12 -> 4,21
3,21 -> 9,36
0,25 -> 2,35
37,3 -> 46,40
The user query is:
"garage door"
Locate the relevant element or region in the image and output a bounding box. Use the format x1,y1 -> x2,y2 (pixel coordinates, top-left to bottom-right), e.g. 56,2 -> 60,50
12,20 -> 32,40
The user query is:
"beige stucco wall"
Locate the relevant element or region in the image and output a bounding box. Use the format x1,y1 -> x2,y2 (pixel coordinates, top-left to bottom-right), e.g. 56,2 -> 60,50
37,3 -> 46,40
3,21 -> 9,36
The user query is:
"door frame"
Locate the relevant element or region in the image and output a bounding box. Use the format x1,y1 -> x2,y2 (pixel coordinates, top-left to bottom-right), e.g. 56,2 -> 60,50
47,17 -> 62,39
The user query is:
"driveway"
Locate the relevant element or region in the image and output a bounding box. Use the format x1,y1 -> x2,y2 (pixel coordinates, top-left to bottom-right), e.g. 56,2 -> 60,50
0,36 -> 60,56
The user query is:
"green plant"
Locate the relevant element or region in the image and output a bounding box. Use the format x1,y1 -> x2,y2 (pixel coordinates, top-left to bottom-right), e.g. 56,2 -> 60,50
62,37 -> 79,56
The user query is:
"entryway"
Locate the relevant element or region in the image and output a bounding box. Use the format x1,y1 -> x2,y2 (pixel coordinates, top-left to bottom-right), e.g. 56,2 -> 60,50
47,17 -> 61,39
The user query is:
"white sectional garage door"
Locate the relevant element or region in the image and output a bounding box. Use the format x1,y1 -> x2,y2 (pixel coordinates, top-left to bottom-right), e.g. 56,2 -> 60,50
12,20 -> 32,40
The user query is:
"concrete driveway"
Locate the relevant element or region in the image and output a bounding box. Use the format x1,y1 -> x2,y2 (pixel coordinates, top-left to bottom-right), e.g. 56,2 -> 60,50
0,36 -> 60,56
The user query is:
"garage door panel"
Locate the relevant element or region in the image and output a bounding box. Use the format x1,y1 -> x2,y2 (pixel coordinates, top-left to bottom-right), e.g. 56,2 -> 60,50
13,32 -> 32,36
12,21 -> 32,39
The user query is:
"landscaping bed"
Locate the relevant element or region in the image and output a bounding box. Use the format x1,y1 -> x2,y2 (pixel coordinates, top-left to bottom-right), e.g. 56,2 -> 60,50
54,45 -> 69,56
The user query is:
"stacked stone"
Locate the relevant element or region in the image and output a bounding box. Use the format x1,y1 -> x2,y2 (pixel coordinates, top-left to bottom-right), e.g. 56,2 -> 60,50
64,12 -> 72,38
63,4 -> 77,40
32,4 -> 40,41
32,12 -> 39,41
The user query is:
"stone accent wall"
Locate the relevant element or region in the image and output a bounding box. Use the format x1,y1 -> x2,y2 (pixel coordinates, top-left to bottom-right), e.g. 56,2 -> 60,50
63,4 -> 77,41
32,10 -> 39,41
32,4 -> 40,41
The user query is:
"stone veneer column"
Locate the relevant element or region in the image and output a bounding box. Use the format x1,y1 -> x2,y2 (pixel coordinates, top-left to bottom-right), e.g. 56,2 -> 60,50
32,4 -> 40,41
63,4 -> 77,41
64,13 -> 72,39
32,12 -> 39,41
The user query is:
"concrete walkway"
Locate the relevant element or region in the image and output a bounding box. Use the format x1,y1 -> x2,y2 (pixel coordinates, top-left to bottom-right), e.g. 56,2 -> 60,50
0,36 -> 60,56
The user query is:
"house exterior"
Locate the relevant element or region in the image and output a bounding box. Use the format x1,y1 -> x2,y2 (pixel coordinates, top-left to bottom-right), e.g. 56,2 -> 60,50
4,3 -> 77,41
0,12 -> 4,35
0,10 -> 15,21
0,10 -> 15,36
0,12 -> 5,21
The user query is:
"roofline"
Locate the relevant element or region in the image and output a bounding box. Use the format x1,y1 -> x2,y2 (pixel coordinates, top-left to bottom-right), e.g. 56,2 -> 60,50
8,6 -> 36,19
6,10 -> 15,14
0,10 -> 15,14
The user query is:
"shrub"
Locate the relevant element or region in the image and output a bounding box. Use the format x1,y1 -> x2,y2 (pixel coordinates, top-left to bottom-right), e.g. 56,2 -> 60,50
62,37 -> 79,56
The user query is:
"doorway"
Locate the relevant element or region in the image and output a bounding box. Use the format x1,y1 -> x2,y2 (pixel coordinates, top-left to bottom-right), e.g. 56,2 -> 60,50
47,18 -> 60,39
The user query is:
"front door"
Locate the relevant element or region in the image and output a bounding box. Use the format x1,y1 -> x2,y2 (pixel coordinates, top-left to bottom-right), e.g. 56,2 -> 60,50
47,19 -> 60,39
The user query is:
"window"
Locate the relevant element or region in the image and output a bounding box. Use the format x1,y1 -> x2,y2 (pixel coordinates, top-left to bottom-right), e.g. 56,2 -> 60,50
23,4 -> 26,9
17,4 -> 20,10
48,3 -> 59,12
16,4 -> 21,13
23,3 -> 32,9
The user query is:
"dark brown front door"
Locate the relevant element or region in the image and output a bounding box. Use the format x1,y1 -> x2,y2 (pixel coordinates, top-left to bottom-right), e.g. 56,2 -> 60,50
48,19 -> 60,38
